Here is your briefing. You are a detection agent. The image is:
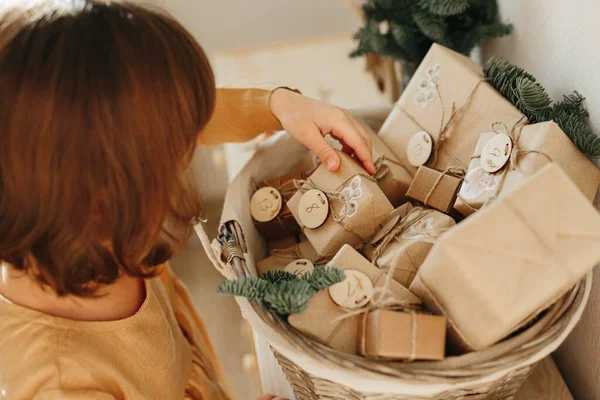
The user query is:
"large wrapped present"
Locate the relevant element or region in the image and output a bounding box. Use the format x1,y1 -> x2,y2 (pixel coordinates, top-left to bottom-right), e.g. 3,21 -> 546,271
364,203 -> 456,287
410,163 -> 600,351
287,151 -> 393,257
378,43 -> 524,175
359,309 -> 446,361
288,245 -> 421,354
359,119 -> 413,207
454,121 -> 600,217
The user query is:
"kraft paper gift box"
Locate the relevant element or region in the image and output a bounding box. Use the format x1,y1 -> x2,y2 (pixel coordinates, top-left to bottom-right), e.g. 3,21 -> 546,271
406,166 -> 464,214
359,309 -> 446,361
287,151 -> 394,257
257,240 -> 321,276
359,119 -> 413,207
252,169 -> 307,240
410,163 -> 600,352
267,236 -> 299,255
454,121 -> 600,217
378,43 -> 524,175
364,203 -> 456,287
288,245 -> 421,354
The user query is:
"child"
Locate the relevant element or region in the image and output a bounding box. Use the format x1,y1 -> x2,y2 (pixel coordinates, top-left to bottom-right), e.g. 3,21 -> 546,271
0,1 -> 373,399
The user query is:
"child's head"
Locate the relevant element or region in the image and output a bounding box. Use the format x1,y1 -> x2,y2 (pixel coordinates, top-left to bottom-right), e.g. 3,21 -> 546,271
0,1 -> 215,295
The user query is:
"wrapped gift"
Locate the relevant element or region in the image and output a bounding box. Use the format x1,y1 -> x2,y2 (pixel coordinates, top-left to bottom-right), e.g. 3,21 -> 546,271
287,151 -> 393,257
257,240 -> 323,276
267,236 -> 299,255
406,166 -> 464,214
378,43 -> 524,175
359,119 -> 413,207
364,203 -> 455,287
251,169 -> 308,240
359,309 -> 446,361
288,245 -> 421,354
410,163 -> 600,352
454,121 -> 600,217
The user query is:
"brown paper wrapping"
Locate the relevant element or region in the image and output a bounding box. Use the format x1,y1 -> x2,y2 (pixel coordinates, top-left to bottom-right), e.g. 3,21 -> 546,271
360,309 -> 446,361
359,119 -> 413,207
364,204 -> 456,287
378,43 -> 524,174
257,240 -> 321,276
410,163 -> 600,352
288,151 -> 393,257
288,244 -> 421,354
253,169 -> 307,240
267,236 -> 299,256
406,166 -> 463,213
454,121 -> 600,217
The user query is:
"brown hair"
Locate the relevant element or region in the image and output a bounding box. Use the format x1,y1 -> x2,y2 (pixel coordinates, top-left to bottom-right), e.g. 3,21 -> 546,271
0,1 -> 216,295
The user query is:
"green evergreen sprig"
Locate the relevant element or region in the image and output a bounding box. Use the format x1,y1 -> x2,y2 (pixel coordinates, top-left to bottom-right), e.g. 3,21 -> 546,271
350,0 -> 512,67
217,267 -> 345,315
484,57 -> 600,157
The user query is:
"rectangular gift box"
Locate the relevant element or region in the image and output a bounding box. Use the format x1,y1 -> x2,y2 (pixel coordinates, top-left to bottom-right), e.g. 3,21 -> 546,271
410,163 -> 600,352
454,121 -> 600,217
287,151 -> 393,257
406,166 -> 463,214
360,119 -> 413,207
359,309 -> 446,361
257,240 -> 321,276
364,203 -> 456,287
378,43 -> 524,175
288,245 -> 421,354
267,236 -> 299,256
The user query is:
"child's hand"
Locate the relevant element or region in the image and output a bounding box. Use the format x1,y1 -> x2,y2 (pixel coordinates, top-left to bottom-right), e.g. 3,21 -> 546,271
270,88 -> 375,175
256,395 -> 288,400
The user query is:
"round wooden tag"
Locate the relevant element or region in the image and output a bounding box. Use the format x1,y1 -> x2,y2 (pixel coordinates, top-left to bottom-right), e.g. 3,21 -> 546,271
250,186 -> 282,222
406,131 -> 434,167
298,189 -> 329,229
481,133 -> 512,173
328,269 -> 373,309
371,214 -> 401,245
283,259 -> 315,277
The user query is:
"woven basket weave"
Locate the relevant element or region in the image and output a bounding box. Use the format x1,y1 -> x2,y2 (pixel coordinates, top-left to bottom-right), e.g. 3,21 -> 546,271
196,108 -> 592,400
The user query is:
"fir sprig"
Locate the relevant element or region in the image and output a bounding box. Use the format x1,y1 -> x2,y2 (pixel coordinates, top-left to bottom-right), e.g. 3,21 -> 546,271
484,57 -> 600,157
351,0 -> 512,67
217,267 -> 346,315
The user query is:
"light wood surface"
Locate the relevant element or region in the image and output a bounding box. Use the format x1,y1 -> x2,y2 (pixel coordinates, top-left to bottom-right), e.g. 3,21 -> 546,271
516,357 -> 573,400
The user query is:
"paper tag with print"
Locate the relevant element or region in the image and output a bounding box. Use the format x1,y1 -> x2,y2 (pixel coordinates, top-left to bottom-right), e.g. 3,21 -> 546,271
298,189 -> 329,229
414,63 -> 440,108
371,214 -> 401,245
481,133 -> 512,173
407,131 -> 433,167
459,167 -> 500,200
284,259 -> 315,277
328,269 -> 373,309
250,186 -> 282,222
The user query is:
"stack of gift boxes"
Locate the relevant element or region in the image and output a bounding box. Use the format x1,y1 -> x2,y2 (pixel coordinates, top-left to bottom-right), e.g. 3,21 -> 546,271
247,43 -> 600,360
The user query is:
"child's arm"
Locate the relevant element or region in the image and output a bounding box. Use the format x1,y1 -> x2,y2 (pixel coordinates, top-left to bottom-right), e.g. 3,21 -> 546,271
198,85 -> 291,146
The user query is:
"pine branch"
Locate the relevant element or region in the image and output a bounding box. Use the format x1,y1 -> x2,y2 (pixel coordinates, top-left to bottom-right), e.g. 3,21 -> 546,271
412,7 -> 448,44
514,76 -> 552,121
263,280 -> 316,315
261,270 -> 298,286
217,278 -> 271,301
419,0 -> 469,16
303,267 -> 346,291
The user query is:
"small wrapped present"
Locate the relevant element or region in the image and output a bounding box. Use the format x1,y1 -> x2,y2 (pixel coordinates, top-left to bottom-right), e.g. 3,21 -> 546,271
251,168 -> 309,240
364,203 -> 456,287
410,163 -> 600,352
288,245 -> 421,354
406,166 -> 464,214
359,309 -> 446,361
257,240 -> 324,276
378,43 -> 524,175
287,151 -> 393,257
267,236 -> 299,255
359,119 -> 413,207
454,121 -> 600,217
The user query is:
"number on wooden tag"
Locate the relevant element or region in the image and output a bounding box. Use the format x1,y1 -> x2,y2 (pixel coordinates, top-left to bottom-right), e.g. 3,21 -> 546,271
250,186 -> 282,222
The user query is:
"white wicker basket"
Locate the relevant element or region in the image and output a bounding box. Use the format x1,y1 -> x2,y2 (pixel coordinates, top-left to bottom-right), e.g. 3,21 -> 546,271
195,109 -> 592,400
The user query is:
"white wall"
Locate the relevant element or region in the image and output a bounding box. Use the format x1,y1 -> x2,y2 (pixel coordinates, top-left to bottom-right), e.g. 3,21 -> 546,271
148,0 -> 361,51
485,2 -> 600,399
